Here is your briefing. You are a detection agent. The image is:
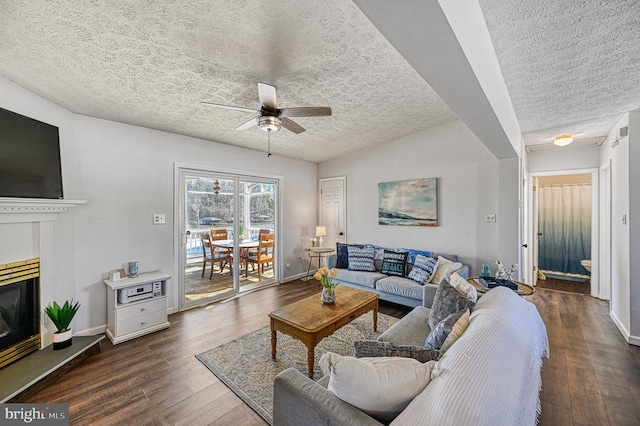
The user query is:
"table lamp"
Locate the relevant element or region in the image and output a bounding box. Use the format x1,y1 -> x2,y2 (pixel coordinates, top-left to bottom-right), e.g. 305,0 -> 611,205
315,226 -> 327,247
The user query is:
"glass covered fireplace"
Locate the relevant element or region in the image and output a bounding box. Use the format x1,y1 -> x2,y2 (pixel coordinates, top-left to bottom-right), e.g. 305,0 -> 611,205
0,258 -> 40,369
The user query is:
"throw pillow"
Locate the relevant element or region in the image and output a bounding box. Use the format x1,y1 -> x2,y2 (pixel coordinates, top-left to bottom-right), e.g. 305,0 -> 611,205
430,255 -> 463,284
407,254 -> 439,285
353,340 -> 440,363
381,250 -> 409,277
336,242 -> 351,269
425,309 -> 466,350
440,309 -> 471,353
449,272 -> 478,302
319,352 -> 437,423
347,245 -> 376,272
428,278 -> 476,330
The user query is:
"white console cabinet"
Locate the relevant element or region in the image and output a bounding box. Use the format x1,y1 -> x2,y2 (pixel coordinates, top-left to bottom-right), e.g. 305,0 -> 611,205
104,271 -> 171,344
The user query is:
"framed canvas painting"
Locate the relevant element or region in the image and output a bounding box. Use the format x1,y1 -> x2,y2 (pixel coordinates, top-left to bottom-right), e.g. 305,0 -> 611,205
378,178 -> 438,226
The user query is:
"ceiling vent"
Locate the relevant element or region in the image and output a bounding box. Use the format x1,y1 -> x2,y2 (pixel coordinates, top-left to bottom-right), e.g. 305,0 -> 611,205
525,136 -> 606,153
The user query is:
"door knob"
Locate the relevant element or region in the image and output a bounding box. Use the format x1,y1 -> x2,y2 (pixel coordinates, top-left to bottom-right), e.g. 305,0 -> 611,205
522,244 -> 528,248
339,232 -> 344,236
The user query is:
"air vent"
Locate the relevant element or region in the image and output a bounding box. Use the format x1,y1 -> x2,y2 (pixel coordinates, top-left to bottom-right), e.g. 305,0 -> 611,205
525,136 -> 606,153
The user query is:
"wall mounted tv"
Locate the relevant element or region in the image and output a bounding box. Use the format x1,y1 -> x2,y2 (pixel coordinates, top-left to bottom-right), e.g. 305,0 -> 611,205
0,107 -> 63,199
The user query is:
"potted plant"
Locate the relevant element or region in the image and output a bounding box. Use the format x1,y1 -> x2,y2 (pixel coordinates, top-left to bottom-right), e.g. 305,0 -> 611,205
44,300 -> 80,350
314,266 -> 340,304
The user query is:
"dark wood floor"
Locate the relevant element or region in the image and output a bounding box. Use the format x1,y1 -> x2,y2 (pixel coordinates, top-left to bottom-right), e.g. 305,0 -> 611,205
15,281 -> 640,425
536,276 -> 592,295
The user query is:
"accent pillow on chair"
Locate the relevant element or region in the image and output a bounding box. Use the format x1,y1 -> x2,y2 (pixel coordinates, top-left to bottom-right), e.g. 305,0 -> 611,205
428,278 -> 476,330
407,254 -> 439,284
347,245 -> 376,272
319,352 -> 438,423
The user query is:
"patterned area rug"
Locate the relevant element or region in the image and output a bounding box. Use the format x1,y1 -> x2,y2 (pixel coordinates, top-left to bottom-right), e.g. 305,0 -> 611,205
196,311 -> 397,424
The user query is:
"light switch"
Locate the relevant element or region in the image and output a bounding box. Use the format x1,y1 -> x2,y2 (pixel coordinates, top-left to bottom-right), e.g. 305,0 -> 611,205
485,214 -> 496,223
153,214 -> 166,225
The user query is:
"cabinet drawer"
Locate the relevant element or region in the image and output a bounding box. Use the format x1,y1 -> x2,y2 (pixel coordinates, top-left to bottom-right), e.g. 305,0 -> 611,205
117,310 -> 166,336
118,298 -> 166,322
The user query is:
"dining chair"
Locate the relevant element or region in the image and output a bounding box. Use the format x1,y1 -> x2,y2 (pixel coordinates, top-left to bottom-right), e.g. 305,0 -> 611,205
208,229 -> 233,274
200,232 -> 216,279
245,232 -> 275,281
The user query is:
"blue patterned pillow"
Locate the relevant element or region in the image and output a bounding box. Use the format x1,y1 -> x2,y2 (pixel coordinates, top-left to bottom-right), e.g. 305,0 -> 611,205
425,309 -> 466,350
407,254 -> 439,285
347,245 -> 376,272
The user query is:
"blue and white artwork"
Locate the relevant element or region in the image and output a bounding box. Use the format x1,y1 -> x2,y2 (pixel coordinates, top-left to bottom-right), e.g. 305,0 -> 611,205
378,178 -> 438,226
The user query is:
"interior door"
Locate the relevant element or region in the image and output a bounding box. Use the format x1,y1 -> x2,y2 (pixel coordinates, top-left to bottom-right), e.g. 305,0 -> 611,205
319,177 -> 346,249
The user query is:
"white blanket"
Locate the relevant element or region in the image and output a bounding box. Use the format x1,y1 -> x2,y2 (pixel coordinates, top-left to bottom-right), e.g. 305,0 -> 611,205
392,287 -> 549,426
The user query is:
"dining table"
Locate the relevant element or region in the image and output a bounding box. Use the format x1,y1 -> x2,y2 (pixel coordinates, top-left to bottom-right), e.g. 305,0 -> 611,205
210,239 -> 259,272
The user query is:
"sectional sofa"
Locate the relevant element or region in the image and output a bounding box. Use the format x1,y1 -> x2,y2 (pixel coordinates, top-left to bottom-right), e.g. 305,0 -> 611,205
327,244 -> 470,308
273,286 -> 549,425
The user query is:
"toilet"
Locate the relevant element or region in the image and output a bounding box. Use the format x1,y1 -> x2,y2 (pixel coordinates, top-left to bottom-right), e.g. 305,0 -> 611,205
580,259 -> 591,273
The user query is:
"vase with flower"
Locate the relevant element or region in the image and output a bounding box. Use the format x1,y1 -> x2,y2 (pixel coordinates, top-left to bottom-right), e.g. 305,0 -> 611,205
314,266 -> 339,304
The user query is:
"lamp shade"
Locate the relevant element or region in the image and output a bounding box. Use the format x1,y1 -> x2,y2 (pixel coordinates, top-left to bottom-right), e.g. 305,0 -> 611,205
315,226 -> 328,237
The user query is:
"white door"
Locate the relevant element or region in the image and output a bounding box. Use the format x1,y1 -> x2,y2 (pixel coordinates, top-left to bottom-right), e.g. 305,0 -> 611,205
319,177 -> 346,249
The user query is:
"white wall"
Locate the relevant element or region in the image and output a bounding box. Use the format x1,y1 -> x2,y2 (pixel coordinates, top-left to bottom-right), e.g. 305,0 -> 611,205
528,146 -> 602,172
0,76 -> 318,336
629,111 -> 640,343
318,119 -> 520,274
600,113 -> 631,341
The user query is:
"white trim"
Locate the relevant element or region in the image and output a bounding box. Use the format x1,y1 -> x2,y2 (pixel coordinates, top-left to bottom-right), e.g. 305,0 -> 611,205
74,325 -> 107,336
610,310 -> 632,344
527,168 -> 599,296
0,198 -> 86,223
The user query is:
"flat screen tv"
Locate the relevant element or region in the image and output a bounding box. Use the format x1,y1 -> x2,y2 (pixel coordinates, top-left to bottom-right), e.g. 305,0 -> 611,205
0,107 -> 63,199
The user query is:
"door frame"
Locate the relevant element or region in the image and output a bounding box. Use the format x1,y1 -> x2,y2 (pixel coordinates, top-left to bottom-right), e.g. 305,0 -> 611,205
173,163 -> 283,312
526,168 -> 599,296
599,160 -> 612,301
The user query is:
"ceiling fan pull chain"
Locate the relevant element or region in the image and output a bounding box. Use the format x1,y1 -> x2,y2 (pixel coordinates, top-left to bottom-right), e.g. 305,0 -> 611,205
267,129 -> 272,157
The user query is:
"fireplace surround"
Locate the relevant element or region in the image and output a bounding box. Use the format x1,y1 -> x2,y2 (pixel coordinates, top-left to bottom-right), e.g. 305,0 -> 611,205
0,258 -> 40,368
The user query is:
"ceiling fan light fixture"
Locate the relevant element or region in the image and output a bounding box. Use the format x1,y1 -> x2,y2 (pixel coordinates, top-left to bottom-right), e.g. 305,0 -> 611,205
554,134 -> 574,146
258,116 -> 282,132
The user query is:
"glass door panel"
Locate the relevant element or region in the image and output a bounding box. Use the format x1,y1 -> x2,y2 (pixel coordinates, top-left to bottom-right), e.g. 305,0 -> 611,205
238,179 -> 276,290
181,172 -> 237,308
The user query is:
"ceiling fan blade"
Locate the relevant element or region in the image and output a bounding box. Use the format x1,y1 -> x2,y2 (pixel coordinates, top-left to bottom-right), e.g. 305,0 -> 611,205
235,116 -> 259,130
258,82 -> 278,111
281,118 -> 306,134
200,102 -> 259,114
278,107 -> 332,117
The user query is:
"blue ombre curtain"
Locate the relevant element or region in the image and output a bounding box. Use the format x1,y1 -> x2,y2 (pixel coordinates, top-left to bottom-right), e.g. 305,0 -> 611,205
538,184 -> 591,275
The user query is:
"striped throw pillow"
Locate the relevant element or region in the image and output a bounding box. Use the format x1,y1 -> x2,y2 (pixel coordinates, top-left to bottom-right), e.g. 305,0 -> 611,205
347,245 -> 376,272
407,254 -> 439,285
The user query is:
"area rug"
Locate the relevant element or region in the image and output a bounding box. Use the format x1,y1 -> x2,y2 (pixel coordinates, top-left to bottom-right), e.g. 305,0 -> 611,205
196,311 -> 397,424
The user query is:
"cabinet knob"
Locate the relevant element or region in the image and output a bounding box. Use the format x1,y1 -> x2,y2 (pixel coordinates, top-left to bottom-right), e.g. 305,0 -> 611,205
141,322 -> 146,325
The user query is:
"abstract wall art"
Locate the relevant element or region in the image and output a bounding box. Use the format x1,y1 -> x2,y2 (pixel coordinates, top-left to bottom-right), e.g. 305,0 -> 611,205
378,178 -> 438,226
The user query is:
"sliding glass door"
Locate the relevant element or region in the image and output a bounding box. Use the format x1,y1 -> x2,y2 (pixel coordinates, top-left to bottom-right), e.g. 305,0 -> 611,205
178,167 -> 278,310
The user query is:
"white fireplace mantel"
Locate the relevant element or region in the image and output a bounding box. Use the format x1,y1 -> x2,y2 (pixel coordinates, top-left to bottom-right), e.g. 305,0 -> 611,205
0,197 -> 87,348
0,198 -> 87,223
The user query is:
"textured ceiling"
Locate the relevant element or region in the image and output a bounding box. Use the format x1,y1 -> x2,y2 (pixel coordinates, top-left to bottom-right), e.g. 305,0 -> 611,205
1,1 -> 638,161
0,0 -> 456,162
479,0 -> 640,147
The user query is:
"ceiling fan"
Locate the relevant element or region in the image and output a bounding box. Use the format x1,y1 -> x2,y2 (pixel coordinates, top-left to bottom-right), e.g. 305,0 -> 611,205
201,82 -> 332,134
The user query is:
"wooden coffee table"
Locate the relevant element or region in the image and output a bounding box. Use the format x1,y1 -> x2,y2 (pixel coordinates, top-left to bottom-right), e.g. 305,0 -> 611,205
269,286 -> 379,378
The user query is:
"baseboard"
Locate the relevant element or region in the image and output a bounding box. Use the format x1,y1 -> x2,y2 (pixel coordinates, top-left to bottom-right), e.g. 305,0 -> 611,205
282,271 -> 316,283
629,334 -> 640,346
610,310 -> 632,344
74,325 -> 106,337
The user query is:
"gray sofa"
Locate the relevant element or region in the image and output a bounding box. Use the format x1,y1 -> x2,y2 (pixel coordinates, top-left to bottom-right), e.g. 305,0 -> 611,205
327,250 -> 470,308
273,287 -> 549,426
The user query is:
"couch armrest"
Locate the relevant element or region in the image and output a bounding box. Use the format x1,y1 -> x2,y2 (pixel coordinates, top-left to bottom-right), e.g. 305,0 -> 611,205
273,368 -> 383,426
327,254 -> 338,269
422,284 -> 439,308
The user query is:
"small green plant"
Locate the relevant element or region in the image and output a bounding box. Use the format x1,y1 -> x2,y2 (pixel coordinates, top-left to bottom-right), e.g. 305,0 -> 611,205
44,300 -> 80,333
